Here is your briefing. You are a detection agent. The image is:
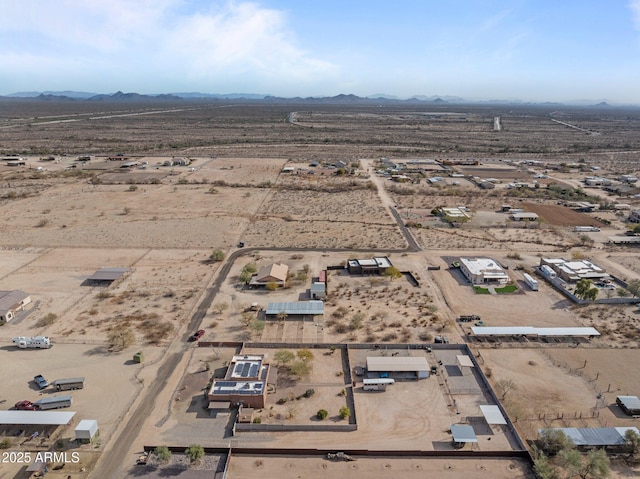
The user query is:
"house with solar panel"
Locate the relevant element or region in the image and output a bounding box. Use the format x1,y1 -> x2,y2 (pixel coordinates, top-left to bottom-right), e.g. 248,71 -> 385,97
207,354 -> 274,409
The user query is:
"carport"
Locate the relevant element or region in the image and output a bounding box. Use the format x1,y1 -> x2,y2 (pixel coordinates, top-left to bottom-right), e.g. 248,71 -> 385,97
451,424 -> 478,448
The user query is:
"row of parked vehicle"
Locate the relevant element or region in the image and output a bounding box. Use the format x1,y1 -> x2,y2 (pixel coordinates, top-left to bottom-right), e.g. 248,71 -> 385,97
13,376 -> 85,411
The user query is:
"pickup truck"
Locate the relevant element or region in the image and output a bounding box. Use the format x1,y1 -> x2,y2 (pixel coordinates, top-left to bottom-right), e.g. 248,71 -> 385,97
15,400 -> 37,410
34,375 -> 48,389
188,329 -> 205,342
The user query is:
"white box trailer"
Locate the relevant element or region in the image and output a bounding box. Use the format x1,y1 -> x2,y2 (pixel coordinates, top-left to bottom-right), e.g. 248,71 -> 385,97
574,226 -> 600,232
362,378 -> 395,391
12,336 -> 51,349
523,273 -> 539,291
34,395 -> 72,410
540,265 -> 556,279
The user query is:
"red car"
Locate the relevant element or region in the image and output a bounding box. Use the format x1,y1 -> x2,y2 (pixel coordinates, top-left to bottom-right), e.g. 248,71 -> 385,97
15,400 -> 37,410
189,330 -> 205,342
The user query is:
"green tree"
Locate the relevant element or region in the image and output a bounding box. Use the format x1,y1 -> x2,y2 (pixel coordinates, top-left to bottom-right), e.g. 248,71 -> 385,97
265,281 -> 279,291
274,349 -> 295,366
249,320 -> 265,334
575,279 -> 598,301
627,279 -> 640,298
239,270 -> 252,284
624,428 -> 640,463
538,429 -> 574,456
532,447 -> 560,479
339,406 -> 351,420
560,448 -> 610,479
297,349 -> 314,363
289,360 -> 311,378
617,287 -> 631,298
210,249 -> 225,262
153,446 -> 172,463
383,266 -> 402,281
243,262 -> 257,273
185,444 -> 205,464
316,409 -> 328,420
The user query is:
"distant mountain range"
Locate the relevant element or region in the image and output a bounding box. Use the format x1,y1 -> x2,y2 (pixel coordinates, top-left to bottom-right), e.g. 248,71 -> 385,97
1,90 -> 631,107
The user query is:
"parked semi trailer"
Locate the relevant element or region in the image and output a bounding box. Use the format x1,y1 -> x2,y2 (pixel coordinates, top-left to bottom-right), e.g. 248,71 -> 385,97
12,336 -> 51,349
523,273 -> 539,291
53,377 -> 85,391
34,395 -> 72,410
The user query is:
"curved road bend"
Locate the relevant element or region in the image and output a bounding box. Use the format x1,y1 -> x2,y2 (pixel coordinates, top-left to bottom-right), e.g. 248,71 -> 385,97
92,167 -> 420,476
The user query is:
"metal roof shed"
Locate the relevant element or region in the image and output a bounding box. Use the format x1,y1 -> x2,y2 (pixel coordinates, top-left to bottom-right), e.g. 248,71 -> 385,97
617,395 -> 640,415
0,411 -> 76,425
75,419 -> 98,441
87,267 -> 130,281
480,405 -> 507,425
265,301 -> 324,316
538,427 -> 640,447
366,356 -> 430,372
451,424 -> 478,443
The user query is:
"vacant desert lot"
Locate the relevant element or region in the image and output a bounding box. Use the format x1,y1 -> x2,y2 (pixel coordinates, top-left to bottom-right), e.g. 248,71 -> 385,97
480,347 -> 640,444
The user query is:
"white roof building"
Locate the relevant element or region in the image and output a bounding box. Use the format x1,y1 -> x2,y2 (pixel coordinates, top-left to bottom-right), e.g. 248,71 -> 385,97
459,257 -> 510,284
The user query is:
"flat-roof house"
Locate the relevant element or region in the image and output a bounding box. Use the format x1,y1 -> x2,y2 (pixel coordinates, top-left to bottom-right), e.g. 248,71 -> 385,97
539,258 -> 609,282
459,258 -> 510,285
250,263 -> 289,287
208,354 -> 272,408
0,290 -> 31,323
347,257 -> 392,275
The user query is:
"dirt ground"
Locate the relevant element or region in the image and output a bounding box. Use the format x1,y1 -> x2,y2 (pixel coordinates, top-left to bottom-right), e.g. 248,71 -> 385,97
228,455 -> 534,479
1,100 -> 640,478
0,343 -> 162,478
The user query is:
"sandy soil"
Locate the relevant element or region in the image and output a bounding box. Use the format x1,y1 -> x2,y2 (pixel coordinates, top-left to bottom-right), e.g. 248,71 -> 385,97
228,455 -> 533,479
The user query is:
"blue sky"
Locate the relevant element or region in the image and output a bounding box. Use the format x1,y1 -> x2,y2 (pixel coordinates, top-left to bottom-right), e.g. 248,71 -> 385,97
2,0 -> 640,103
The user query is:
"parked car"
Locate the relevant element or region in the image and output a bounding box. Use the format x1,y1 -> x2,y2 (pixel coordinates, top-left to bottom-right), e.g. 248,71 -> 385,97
189,329 -> 205,342
33,375 -> 48,389
434,336 -> 449,344
15,400 -> 36,410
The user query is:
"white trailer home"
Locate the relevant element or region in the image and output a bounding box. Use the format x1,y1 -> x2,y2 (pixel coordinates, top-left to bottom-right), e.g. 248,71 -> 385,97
523,273 -> 539,291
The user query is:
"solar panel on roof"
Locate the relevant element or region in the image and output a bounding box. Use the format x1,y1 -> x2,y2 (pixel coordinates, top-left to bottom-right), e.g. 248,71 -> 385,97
249,364 -> 259,377
241,363 -> 251,377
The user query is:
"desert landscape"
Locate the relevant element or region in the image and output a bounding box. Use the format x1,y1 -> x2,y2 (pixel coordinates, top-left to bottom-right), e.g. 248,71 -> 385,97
0,99 -> 639,478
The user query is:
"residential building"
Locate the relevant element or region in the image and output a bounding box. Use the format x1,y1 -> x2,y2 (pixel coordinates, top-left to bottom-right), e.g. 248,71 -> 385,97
459,258 -> 510,285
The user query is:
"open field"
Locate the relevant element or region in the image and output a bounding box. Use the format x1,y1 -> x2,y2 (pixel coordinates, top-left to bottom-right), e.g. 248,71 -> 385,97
521,202 -> 604,227
1,100 -> 640,478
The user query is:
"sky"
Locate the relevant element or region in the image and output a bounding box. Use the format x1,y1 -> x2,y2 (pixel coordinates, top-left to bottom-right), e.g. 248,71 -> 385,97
2,0 -> 640,103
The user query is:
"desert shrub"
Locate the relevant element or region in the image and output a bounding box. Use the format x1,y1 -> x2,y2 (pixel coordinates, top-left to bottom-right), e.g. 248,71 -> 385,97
36,312 -> 58,327
339,406 -> 351,419
210,249 -> 225,261
0,438 -> 11,449
316,409 -> 328,420
303,388 -> 315,398
253,417 -> 261,424
154,446 -> 171,463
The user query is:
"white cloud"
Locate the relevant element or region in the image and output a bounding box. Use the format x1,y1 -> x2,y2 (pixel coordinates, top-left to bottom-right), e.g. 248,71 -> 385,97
0,1 -> 336,93
631,0 -> 640,30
